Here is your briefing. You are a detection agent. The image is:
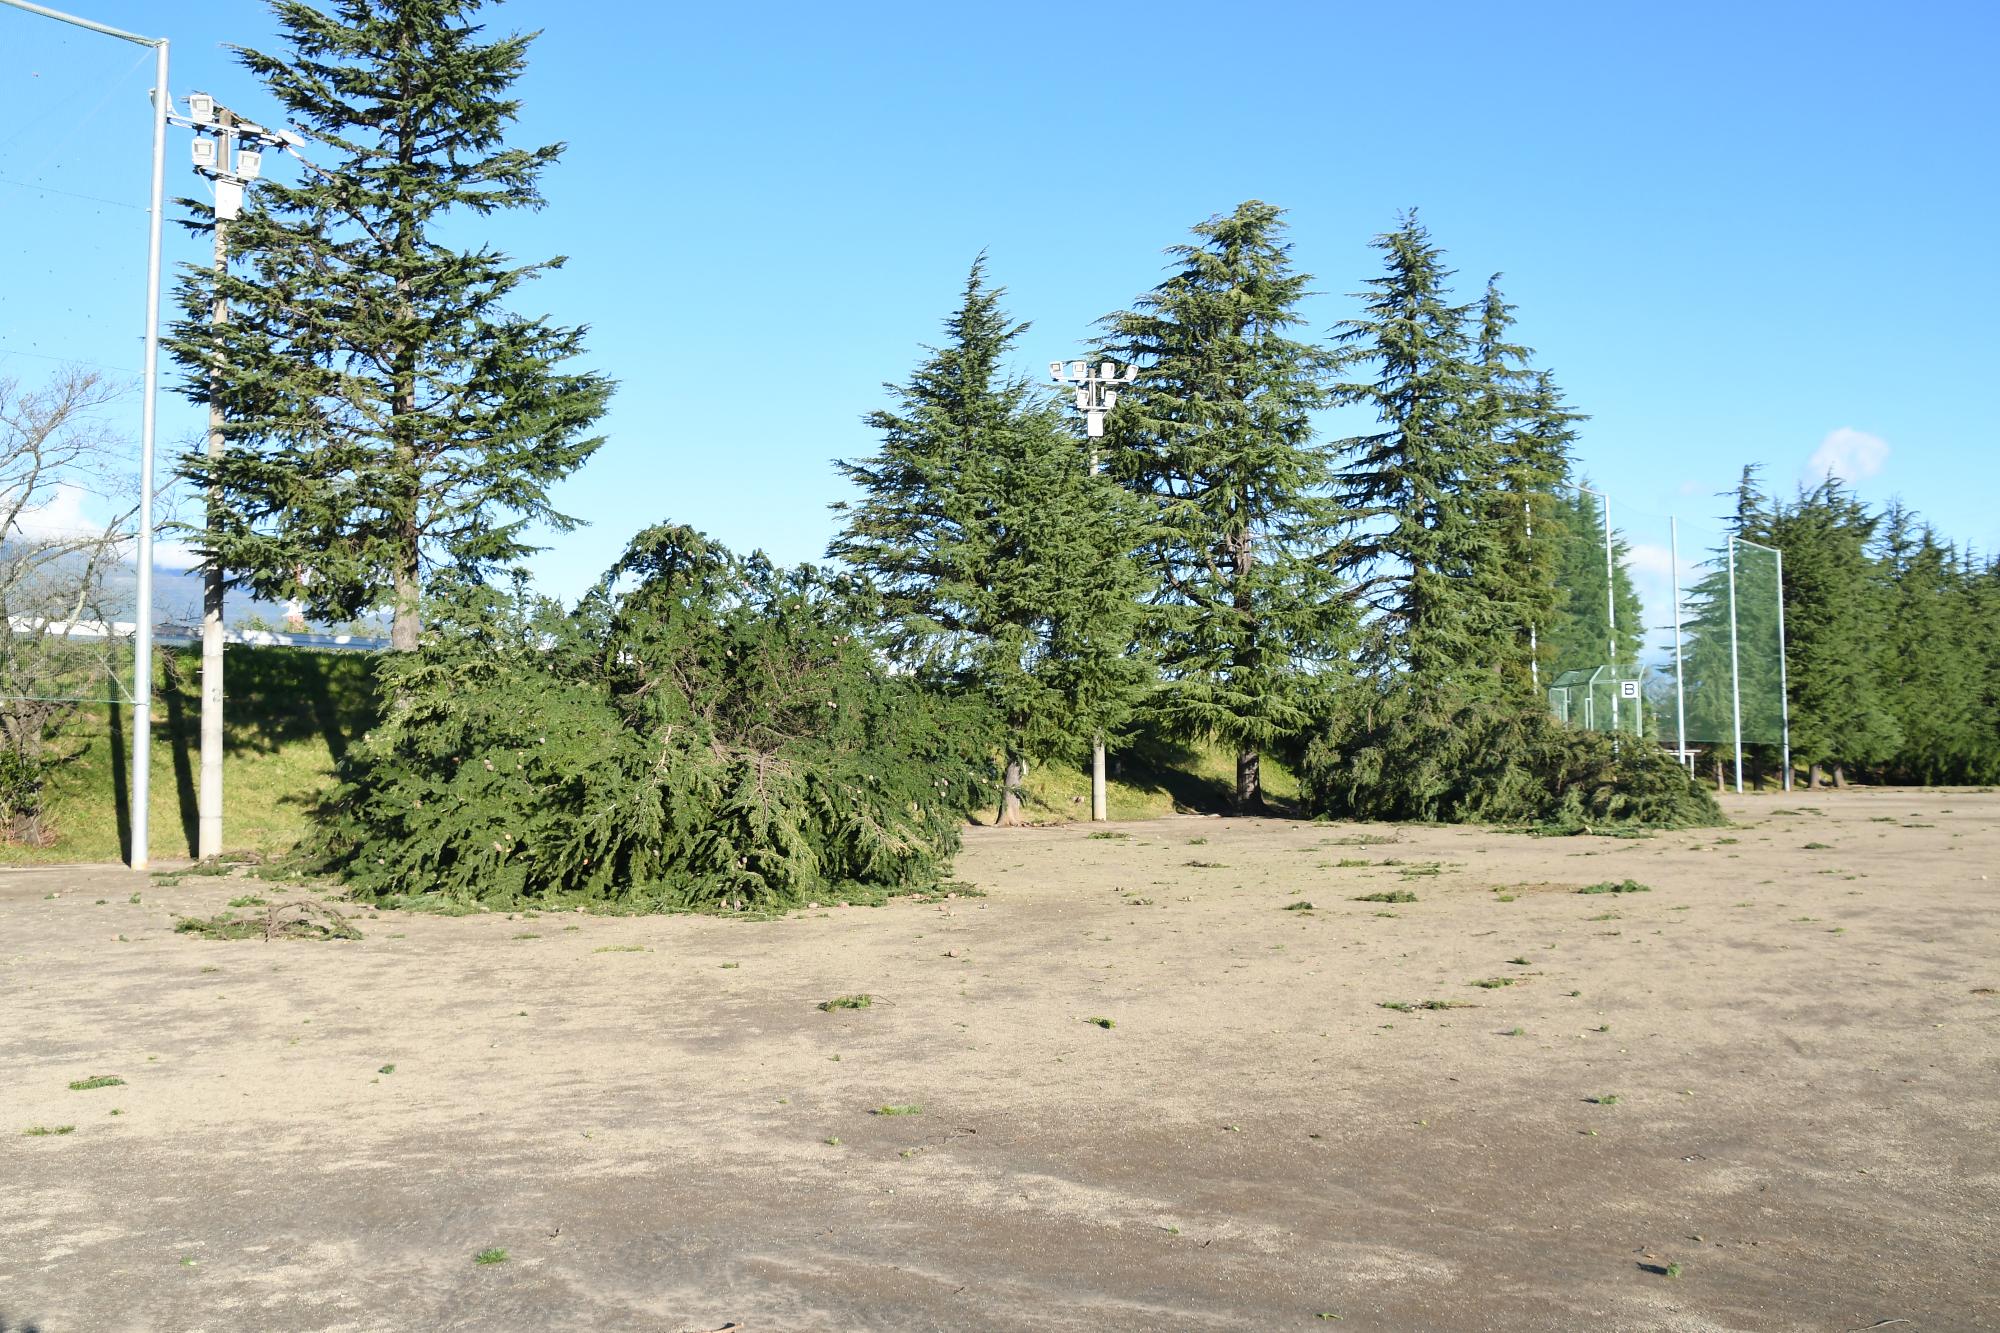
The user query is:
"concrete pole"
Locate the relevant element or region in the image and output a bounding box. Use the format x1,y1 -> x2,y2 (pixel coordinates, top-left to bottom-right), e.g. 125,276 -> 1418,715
197,114 -> 234,860
1089,444 -> 1106,823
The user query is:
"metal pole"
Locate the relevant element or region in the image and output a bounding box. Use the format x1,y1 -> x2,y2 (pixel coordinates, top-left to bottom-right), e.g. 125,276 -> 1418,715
2,0 -> 172,878
1671,515 -> 1688,770
1727,536 -> 1743,795
1602,491 -> 1618,735
130,38 -> 167,869
1526,499 -> 1538,691
1772,545 -> 1792,792
198,116 -> 234,860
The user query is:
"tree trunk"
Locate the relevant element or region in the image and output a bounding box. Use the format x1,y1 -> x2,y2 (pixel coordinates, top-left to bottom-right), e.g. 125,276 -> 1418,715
1714,756 -> 1725,792
1236,748 -> 1263,814
997,756 -> 1025,827
1808,762 -> 1825,790
1832,763 -> 1847,788
390,555 -> 421,653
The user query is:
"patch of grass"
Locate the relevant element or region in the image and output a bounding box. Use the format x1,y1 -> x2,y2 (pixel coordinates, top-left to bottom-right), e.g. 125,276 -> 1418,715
1335,857 -> 1371,868
720,961 -> 739,969
1397,863 -> 1445,879
1470,977 -> 1516,989
1086,830 -> 1131,840
1327,833 -> 1400,847
818,994 -> 873,1011
1588,1093 -> 1621,1105
1504,1026 -> 1525,1037
1380,999 -> 1475,1012
1506,957 -> 1530,965
511,932 -> 540,940
592,944 -> 645,953
1283,900 -> 1316,911
1801,841 -> 1833,850
1183,859 -> 1226,868
473,1248 -> 508,1266
1664,1261 -> 1683,1279
1577,879 -> 1650,895
226,894 -> 268,908
1186,836 -> 1208,846
1086,1016 -> 1115,1029
872,1103 -> 922,1116
24,1125 -> 75,1136
377,1064 -> 395,1075
68,1074 -> 124,1091
1494,892 -> 1517,902
1354,890 -> 1417,904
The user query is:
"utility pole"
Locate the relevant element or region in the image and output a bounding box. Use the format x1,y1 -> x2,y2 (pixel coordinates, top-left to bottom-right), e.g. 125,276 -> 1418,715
1050,358 -> 1139,823
177,93 -> 284,859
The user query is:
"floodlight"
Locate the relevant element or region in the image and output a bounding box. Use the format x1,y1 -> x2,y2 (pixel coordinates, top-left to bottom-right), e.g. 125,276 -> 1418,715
1049,361 -> 1064,381
1074,389 -> 1089,412
1122,362 -> 1139,382
235,148 -> 263,179
1099,361 -> 1115,380
1068,360 -> 1085,381
191,136 -> 217,168
188,92 -> 215,124
1102,389 -> 1118,410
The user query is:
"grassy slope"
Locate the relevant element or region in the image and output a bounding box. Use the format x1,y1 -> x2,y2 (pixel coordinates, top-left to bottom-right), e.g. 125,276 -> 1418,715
3,647 -> 1294,863
1,646 -> 375,865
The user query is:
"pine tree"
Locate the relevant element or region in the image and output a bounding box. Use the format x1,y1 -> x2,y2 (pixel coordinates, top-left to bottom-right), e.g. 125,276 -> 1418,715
1874,512 -> 1982,782
1099,201 -> 1343,812
169,0 -> 611,651
1329,213 -> 1509,691
830,259 -> 1151,826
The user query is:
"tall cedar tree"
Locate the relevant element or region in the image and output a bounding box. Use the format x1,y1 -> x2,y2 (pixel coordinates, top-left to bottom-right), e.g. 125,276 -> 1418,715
1876,511 -> 1989,782
831,260 -> 1151,826
1330,213 -> 1512,692
1542,484 -> 1644,681
1470,281 -> 1581,693
169,0 -> 611,650
1099,201 -> 1343,812
1765,478 -> 1902,785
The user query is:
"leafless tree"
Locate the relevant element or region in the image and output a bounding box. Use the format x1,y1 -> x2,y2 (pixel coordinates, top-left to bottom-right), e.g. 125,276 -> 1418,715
0,368 -> 135,845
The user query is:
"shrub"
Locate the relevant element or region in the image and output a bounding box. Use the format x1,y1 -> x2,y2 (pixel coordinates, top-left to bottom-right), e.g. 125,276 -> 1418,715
1299,683 -> 1721,829
313,526 -> 992,911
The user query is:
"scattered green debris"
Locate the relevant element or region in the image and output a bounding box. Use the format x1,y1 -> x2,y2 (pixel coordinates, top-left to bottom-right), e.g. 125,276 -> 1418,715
818,994 -> 873,1012
67,1075 -> 124,1091
1354,890 -> 1417,904
1577,880 -> 1650,895
1283,900 -> 1316,911
473,1248 -> 508,1266
873,1103 -> 922,1116
24,1125 -> 75,1136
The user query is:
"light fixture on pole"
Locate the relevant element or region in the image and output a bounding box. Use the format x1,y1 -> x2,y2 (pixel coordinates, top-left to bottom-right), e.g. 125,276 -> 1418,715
1050,356 -> 1141,823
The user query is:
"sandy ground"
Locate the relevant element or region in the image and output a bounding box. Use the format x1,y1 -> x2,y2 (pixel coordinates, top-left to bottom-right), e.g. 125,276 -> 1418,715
1,789 -> 1995,1332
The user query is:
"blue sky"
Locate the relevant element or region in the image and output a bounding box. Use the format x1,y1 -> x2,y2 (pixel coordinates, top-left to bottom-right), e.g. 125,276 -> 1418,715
3,0 -> 1996,626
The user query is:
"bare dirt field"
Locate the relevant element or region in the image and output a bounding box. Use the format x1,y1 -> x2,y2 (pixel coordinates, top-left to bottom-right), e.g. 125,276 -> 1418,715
3,789 -> 1996,1331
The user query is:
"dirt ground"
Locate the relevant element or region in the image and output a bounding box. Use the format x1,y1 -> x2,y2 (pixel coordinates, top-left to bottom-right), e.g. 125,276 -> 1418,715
2,789 -> 1995,1332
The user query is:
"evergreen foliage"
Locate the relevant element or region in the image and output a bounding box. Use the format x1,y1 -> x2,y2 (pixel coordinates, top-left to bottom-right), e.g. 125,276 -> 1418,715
830,259 -> 1152,825
1300,682 -> 1723,828
316,526 -> 991,909
1330,212 -> 1510,690
1540,484 -> 1645,681
167,0 -> 612,651
1099,201 -> 1345,810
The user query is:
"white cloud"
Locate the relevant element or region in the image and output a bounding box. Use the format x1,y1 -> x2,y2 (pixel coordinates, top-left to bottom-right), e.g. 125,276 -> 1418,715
5,481 -> 97,543
152,541 -> 203,572
1804,427 -> 1889,486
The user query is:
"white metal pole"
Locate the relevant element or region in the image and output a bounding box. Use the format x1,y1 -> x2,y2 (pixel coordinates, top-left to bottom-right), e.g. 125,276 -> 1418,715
197,117 -> 234,860
1602,491 -> 1618,735
1773,545 -> 1792,792
1727,536 -> 1743,795
129,38 -> 167,869
1671,515 -> 1688,770
1526,499 -> 1538,691
3,0 -> 171,879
